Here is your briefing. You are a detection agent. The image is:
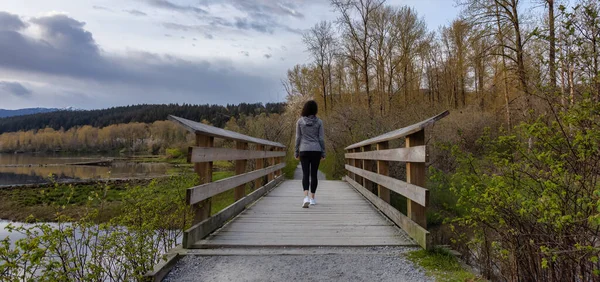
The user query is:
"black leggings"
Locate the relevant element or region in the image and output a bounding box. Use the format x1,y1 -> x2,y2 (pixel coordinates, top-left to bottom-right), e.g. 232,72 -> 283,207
300,151 -> 321,193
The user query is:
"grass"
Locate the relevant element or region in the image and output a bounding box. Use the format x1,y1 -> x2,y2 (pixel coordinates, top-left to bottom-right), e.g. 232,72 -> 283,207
318,154 -> 341,180
0,171 -> 237,222
407,248 -> 482,282
283,157 -> 299,179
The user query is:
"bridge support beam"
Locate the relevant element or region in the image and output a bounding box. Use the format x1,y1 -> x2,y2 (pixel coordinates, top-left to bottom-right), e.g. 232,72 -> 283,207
255,145 -> 265,190
361,145 -> 373,194
234,141 -> 248,200
376,141 -> 390,203
406,130 -> 427,229
193,134 -> 214,224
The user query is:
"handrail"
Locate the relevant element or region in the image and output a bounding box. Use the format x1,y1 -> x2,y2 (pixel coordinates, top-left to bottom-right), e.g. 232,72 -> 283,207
345,110 -> 449,150
343,111 -> 449,249
169,115 -> 286,148
169,115 -> 286,248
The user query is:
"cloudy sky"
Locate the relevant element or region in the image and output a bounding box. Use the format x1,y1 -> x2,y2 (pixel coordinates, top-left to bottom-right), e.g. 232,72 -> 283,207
0,0 -> 458,110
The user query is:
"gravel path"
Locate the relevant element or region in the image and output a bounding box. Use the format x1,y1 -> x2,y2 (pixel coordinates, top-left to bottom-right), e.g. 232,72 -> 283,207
163,247 -> 432,282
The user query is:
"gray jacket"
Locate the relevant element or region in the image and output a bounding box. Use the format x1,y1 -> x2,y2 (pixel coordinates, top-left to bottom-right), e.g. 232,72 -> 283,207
295,115 -> 325,158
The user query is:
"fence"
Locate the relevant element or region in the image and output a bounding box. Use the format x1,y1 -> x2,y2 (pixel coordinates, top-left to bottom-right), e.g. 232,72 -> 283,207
343,111 -> 449,248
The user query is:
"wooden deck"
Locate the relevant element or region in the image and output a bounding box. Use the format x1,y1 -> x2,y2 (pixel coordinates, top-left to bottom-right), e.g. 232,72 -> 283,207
193,179 -> 415,248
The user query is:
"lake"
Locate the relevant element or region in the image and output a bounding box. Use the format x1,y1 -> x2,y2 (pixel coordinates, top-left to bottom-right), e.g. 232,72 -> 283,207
0,153 -> 173,186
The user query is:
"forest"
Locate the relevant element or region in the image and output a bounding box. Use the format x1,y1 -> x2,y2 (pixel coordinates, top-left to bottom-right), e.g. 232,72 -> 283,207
271,0 -> 600,281
0,102 -> 285,134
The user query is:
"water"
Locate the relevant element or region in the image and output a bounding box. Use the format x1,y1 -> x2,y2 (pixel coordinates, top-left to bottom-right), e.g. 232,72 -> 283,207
0,153 -> 173,186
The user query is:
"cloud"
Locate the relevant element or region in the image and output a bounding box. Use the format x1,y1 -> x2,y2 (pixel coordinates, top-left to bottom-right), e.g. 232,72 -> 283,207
0,81 -> 32,97
264,54 -> 272,59
124,9 -> 147,16
0,13 -> 278,107
149,0 -> 308,34
145,0 -> 207,15
200,0 -> 305,19
234,17 -> 273,34
0,11 -> 27,31
93,5 -> 114,12
162,22 -> 193,31
30,14 -> 99,54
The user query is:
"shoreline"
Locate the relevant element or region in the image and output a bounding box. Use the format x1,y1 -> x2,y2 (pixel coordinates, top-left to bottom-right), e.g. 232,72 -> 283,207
0,175 -> 172,190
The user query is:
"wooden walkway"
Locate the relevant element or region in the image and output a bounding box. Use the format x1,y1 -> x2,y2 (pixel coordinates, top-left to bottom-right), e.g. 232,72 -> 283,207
194,179 -> 415,248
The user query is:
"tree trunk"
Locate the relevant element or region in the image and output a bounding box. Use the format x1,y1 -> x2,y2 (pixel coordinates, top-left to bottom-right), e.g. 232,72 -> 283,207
496,3 -> 511,130
548,0 -> 557,90
511,1 -> 530,106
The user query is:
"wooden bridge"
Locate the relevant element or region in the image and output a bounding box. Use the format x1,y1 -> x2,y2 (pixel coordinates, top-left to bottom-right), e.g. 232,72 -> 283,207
147,111 -> 449,281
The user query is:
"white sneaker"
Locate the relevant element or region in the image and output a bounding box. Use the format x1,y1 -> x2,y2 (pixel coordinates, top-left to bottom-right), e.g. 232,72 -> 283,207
310,198 -> 316,206
302,197 -> 310,208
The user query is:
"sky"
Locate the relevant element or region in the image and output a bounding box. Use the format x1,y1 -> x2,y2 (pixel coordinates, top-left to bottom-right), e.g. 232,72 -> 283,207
0,0 -> 459,110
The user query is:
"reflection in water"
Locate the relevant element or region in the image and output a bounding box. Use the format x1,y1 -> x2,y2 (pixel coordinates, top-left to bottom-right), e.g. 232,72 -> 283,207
0,154 -> 173,186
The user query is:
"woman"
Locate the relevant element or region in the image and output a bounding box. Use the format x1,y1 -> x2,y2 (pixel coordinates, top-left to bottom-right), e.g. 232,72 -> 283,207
295,100 -> 325,208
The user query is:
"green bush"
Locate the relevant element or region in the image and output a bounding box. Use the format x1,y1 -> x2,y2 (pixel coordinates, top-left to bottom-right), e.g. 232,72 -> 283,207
446,96 -> 600,280
0,174 -> 197,281
165,148 -> 184,159
282,157 -> 299,179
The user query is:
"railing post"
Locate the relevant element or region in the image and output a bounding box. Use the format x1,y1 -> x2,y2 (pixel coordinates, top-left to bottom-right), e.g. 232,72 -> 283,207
255,145 -> 265,189
276,147 -> 283,177
192,134 -> 213,224
406,129 -> 427,228
347,149 -> 354,179
234,141 -> 248,200
354,148 -> 362,183
361,145 -> 373,193
268,147 -> 275,182
376,141 -> 390,203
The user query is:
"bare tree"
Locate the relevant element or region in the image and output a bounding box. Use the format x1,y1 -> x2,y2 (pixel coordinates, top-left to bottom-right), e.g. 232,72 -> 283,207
303,21 -> 338,112
458,0 -> 531,106
332,0 -> 386,114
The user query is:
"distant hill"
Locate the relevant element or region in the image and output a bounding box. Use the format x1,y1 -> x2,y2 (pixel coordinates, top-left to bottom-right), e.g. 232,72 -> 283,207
0,108 -> 62,118
0,103 -> 286,134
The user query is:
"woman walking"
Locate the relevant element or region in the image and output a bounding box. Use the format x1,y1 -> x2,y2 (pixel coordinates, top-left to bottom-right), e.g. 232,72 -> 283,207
295,100 -> 325,208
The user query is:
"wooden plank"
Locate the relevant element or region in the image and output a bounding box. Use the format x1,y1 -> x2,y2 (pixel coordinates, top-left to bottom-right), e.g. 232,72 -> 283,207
345,146 -> 426,163
189,147 -> 286,163
191,135 -> 213,224
345,111 -> 449,150
255,145 -> 265,190
144,252 -> 182,282
188,163 -> 286,205
362,145 -> 373,194
268,147 -> 275,181
194,179 -> 415,248
183,175 -> 285,248
406,130 -> 428,229
344,176 -> 429,249
234,142 -> 248,201
169,115 -> 285,148
348,150 -> 355,179
354,148 -> 363,184
345,164 -> 428,207
277,147 -> 284,176
377,141 -> 391,203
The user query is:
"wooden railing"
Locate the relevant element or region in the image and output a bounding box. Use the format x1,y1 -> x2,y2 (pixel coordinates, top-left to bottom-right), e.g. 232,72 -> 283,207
169,115 -> 286,248
343,111 -> 449,249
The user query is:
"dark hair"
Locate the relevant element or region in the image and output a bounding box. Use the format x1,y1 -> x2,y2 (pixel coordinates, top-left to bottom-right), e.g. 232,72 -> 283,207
301,100 -> 318,117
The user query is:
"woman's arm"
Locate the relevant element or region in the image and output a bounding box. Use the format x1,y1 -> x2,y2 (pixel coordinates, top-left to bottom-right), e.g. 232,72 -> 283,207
295,119 -> 301,158
319,119 -> 325,158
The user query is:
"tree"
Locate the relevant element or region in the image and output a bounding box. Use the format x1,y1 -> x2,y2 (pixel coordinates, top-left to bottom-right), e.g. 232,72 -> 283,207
332,0 -> 386,114
303,21 -> 338,112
